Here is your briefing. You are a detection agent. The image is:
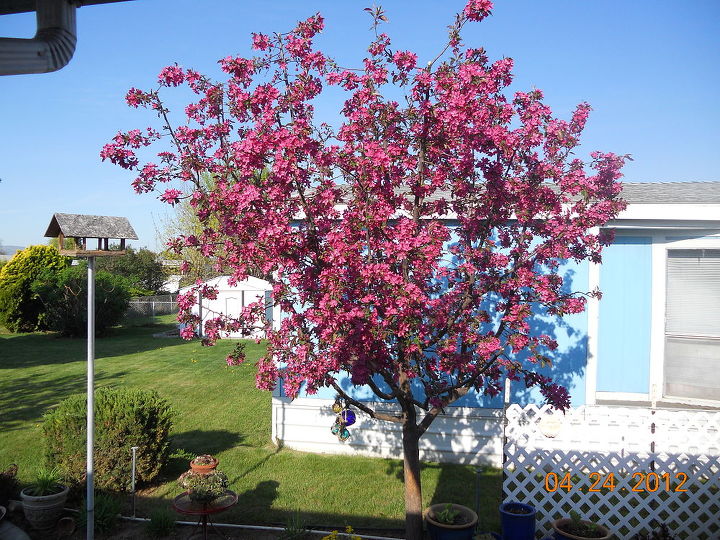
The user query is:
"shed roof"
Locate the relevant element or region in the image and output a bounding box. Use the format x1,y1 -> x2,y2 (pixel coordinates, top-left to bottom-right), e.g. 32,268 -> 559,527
44,213 -> 138,240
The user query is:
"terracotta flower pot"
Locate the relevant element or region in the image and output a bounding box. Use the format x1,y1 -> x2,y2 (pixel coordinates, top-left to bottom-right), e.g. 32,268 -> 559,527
189,455 -> 218,474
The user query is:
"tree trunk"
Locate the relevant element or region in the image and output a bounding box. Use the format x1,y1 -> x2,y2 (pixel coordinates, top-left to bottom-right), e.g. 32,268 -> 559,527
403,413 -> 424,540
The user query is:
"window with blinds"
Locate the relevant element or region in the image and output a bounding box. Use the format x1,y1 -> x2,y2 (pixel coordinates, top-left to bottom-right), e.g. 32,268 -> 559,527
664,249 -> 720,401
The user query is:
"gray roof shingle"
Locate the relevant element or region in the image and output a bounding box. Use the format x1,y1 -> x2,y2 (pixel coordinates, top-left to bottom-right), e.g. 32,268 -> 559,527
621,182 -> 720,204
44,213 -> 138,240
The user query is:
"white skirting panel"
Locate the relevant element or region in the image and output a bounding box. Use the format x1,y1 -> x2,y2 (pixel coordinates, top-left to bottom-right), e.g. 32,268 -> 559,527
271,397 -> 505,467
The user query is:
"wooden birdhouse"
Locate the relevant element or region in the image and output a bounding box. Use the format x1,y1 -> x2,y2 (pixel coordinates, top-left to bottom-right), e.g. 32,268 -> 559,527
44,213 -> 138,257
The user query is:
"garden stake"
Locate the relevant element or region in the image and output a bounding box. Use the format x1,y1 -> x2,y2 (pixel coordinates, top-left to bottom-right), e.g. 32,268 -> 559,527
130,446 -> 139,517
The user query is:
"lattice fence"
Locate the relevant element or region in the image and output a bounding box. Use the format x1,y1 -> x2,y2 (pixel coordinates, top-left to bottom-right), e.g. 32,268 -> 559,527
502,404 -> 720,539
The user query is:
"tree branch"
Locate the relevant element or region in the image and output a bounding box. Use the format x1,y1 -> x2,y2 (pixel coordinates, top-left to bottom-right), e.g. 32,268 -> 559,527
331,381 -> 403,424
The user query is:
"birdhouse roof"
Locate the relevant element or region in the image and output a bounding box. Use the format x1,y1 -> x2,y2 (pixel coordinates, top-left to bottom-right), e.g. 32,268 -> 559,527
44,213 -> 138,240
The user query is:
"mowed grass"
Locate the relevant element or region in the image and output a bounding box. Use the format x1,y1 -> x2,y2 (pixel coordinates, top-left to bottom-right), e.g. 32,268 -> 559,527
0,316 -> 502,531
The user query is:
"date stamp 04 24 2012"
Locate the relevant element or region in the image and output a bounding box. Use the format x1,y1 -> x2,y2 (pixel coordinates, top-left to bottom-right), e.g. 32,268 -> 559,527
543,471 -> 690,493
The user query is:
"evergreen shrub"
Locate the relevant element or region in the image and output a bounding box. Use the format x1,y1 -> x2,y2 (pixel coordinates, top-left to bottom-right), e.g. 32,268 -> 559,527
42,387 -> 175,491
32,265 -> 131,337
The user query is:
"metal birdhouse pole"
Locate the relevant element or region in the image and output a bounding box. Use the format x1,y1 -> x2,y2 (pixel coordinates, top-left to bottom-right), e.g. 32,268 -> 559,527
86,255 -> 96,540
44,213 -> 137,540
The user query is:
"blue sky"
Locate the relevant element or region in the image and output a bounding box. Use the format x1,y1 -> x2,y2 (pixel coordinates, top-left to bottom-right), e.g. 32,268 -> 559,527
1,0 -> 718,251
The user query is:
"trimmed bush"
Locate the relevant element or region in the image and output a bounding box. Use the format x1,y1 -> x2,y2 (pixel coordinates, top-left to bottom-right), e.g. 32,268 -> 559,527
42,387 -> 175,491
32,264 -> 132,337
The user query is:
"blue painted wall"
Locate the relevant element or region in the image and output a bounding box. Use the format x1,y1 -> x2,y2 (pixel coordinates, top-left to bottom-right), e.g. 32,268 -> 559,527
473,258 -> 589,408
279,257 -> 591,408
597,236 -> 652,393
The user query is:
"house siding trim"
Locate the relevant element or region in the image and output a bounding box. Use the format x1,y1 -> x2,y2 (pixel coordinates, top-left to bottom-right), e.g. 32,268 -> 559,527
271,396 -> 505,466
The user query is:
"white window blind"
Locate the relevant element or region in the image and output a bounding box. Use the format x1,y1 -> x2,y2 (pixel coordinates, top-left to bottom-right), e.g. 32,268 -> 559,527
664,249 -> 720,401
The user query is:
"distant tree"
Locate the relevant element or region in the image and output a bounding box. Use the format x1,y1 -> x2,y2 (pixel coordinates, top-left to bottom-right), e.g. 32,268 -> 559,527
95,246 -> 168,295
160,171 -> 271,286
160,178 -> 221,288
0,245 -> 69,332
32,264 -> 131,337
48,237 -> 78,251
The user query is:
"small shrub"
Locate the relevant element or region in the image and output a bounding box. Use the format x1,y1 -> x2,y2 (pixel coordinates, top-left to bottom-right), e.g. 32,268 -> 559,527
32,265 -> 131,337
0,245 -> 69,332
43,387 -> 175,491
79,492 -> 120,534
145,507 -> 176,538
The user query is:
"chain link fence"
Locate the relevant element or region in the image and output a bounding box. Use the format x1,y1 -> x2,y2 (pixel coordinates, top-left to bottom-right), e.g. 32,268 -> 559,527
126,294 -> 178,318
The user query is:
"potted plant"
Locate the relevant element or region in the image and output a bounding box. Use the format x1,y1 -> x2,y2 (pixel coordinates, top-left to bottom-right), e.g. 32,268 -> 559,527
20,467 -> 69,532
189,454 -> 219,474
499,501 -> 536,540
178,470 -> 228,503
552,511 -> 612,540
425,503 -> 478,540
633,522 -> 676,539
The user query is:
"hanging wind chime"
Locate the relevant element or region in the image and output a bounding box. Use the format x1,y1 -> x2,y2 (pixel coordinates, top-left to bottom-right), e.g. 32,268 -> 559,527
331,397 -> 356,441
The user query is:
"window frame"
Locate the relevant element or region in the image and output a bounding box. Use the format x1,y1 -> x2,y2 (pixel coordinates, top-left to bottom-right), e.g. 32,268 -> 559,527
649,235 -> 720,407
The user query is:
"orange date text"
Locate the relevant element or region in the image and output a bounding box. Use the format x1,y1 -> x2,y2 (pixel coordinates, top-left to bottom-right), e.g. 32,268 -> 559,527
543,471 -> 689,493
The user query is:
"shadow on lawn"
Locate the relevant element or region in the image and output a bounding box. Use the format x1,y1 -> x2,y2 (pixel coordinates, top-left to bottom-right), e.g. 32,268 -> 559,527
168,430 -> 247,470
122,490 -> 408,537
0,322 -> 187,369
0,369 -> 127,431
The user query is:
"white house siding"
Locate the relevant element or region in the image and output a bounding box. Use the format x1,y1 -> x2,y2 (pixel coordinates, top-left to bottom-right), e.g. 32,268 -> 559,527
271,396 -> 505,466
268,184 -> 720,466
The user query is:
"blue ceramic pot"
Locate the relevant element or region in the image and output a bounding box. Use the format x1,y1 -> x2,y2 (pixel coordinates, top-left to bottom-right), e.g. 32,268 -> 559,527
499,501 -> 536,540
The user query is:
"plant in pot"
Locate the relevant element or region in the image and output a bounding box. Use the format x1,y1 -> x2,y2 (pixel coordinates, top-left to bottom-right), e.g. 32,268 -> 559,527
178,470 -> 228,503
425,503 -> 478,540
552,510 -> 612,540
633,522 -> 676,540
499,501 -> 536,540
20,467 -> 69,532
189,454 -> 219,474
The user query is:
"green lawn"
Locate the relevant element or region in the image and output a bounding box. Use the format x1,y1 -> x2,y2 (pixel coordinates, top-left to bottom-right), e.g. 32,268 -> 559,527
0,317 -> 502,532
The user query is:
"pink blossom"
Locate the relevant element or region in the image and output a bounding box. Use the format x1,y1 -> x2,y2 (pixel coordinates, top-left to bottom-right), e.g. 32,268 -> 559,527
125,87 -> 150,108
158,65 -> 185,87
160,188 -> 183,205
464,0 -> 493,21
251,32 -> 271,51
392,51 -> 417,71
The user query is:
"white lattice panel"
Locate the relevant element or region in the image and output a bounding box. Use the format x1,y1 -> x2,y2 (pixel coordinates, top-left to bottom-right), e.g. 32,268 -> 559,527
503,404 -> 720,539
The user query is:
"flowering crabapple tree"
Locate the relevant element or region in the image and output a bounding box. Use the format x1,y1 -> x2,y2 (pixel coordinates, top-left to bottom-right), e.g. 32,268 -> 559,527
102,1 -> 627,536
